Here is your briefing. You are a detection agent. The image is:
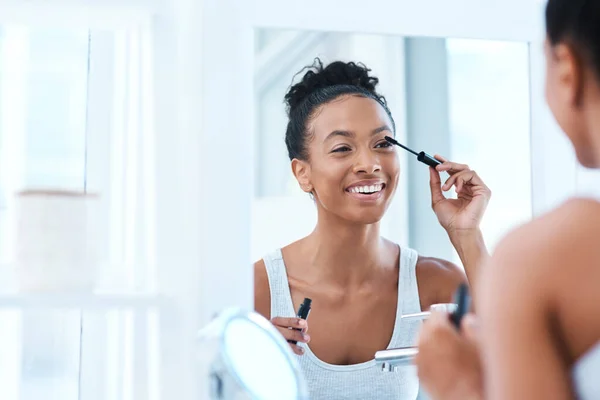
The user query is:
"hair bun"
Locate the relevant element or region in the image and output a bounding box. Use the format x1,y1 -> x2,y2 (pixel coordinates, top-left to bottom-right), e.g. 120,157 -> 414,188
285,58 -> 380,112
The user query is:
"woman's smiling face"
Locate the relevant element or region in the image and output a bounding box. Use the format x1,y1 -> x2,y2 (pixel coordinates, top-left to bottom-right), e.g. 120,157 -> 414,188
292,94 -> 400,224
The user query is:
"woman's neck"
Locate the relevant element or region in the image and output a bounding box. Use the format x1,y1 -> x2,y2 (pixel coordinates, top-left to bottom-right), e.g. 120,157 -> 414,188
583,83 -> 600,166
587,109 -> 600,166
300,212 -> 390,287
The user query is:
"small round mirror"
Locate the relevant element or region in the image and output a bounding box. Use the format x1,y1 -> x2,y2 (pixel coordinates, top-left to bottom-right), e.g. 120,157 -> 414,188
223,317 -> 298,399
198,308 -> 308,400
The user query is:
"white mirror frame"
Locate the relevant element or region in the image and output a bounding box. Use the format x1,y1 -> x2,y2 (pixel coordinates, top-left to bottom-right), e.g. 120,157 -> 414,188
152,1 -> 578,398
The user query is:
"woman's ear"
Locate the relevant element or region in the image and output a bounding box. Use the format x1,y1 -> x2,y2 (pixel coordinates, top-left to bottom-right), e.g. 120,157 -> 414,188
553,42 -> 584,107
291,159 -> 313,193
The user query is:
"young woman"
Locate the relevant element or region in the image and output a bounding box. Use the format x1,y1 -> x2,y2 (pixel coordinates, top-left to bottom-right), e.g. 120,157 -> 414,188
254,59 -> 491,399
415,1 -> 600,399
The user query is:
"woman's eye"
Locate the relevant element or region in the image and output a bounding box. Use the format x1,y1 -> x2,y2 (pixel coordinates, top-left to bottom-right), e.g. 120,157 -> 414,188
376,141 -> 393,148
332,146 -> 351,153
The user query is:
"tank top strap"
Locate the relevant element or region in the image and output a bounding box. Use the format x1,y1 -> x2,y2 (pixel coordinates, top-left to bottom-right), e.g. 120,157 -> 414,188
399,246 -> 421,316
573,340 -> 600,400
262,249 -> 296,319
389,246 -> 422,349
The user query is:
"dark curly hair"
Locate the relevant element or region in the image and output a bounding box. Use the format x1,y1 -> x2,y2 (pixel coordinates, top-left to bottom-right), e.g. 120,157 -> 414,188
284,58 -> 395,161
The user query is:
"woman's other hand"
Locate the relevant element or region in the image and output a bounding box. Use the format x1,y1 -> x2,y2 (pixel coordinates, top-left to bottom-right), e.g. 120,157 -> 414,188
271,317 -> 310,356
415,312 -> 483,400
429,156 -> 491,235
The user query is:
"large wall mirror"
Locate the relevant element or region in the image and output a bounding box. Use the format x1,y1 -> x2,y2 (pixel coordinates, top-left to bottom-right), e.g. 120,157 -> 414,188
251,28 -> 532,265
196,1 -> 556,396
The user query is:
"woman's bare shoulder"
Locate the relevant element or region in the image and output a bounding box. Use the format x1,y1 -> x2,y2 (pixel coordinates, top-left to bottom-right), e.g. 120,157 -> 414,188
415,255 -> 467,308
534,197 -> 600,233
494,197 -> 600,267
479,198 -> 600,364
480,197 -> 600,303
254,259 -> 271,319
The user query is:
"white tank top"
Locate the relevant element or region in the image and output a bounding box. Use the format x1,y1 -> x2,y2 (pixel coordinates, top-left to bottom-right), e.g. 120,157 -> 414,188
262,247 -> 423,400
573,341 -> 600,399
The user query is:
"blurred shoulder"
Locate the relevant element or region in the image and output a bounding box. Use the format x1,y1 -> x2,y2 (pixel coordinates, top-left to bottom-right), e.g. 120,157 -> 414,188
481,198 -> 600,299
492,197 -> 600,266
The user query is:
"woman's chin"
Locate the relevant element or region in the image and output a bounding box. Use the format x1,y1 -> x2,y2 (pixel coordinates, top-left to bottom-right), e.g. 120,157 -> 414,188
344,209 -> 386,225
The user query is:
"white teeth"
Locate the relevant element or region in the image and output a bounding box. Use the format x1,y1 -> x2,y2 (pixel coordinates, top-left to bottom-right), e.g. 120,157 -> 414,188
349,184 -> 383,194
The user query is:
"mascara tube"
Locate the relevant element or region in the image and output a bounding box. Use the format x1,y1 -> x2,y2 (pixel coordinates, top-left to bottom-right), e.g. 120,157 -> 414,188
449,283 -> 470,329
289,298 -> 312,345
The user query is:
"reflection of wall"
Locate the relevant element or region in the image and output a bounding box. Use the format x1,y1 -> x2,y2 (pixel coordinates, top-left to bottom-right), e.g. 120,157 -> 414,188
254,30 -> 332,198
446,38 -> 532,259
406,37 -> 533,264
405,37 -> 453,261
251,196 -> 317,261
577,166 -> 600,199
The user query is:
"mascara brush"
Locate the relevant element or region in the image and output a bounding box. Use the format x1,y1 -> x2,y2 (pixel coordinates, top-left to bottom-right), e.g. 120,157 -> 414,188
384,136 -> 441,168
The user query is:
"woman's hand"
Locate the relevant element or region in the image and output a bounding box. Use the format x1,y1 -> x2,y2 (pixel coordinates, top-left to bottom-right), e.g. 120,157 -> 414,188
271,317 -> 310,355
415,312 -> 483,400
429,156 -> 491,235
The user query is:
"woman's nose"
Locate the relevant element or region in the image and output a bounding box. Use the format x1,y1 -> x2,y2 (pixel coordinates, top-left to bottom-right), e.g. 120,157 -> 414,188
353,151 -> 382,174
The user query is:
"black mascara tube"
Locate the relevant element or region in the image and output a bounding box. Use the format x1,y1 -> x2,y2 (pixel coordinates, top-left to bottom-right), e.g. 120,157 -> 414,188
288,298 -> 312,345
449,283 -> 470,329
384,136 -> 441,168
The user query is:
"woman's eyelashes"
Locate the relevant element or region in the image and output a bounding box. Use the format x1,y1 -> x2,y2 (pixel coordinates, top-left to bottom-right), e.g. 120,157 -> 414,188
331,141 -> 393,154
376,141 -> 393,149
331,145 -> 351,153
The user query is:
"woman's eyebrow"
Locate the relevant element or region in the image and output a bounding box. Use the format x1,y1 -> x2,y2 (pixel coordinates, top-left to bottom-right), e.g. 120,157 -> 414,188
323,125 -> 391,142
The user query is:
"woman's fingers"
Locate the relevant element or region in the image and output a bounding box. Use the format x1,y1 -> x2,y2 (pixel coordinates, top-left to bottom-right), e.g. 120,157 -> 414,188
289,343 -> 305,355
271,316 -> 311,355
442,170 -> 487,193
271,316 -> 308,332
442,170 -> 471,192
429,167 -> 446,207
436,159 -> 470,175
278,326 -> 310,344
434,154 -> 448,163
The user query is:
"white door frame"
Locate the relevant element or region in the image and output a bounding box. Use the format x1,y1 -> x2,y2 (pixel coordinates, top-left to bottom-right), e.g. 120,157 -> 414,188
196,0 -> 573,398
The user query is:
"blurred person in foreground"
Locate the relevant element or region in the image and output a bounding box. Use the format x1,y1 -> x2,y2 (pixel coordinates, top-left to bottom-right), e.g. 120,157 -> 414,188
415,0 -> 600,399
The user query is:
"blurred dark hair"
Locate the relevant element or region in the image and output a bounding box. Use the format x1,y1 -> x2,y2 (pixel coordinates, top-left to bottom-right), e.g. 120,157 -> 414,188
546,0 -> 600,80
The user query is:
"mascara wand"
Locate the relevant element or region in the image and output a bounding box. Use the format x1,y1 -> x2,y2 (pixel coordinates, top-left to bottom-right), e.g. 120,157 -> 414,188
384,136 -> 441,168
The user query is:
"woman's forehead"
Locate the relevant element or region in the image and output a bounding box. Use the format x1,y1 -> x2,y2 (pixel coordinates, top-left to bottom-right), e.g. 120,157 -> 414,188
309,95 -> 392,138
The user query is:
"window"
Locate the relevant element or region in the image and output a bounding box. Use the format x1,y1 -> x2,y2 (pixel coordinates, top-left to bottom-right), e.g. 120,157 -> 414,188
0,27 -> 89,264
0,23 -> 160,400
0,25 -> 90,400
